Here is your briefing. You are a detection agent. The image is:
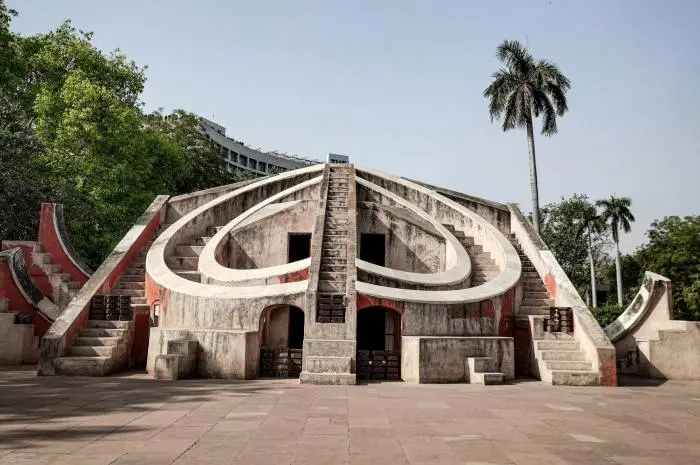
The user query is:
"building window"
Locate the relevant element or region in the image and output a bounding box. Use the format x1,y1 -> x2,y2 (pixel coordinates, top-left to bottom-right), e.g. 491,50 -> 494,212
259,162 -> 267,172
240,155 -> 248,167
231,152 -> 238,163
250,159 -> 257,170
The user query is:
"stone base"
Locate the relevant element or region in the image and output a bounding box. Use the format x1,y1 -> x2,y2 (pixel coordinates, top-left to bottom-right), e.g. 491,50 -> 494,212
299,372 -> 356,385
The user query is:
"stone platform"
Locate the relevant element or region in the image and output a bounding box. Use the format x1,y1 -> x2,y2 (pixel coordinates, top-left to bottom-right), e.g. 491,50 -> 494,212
1,366 -> 699,464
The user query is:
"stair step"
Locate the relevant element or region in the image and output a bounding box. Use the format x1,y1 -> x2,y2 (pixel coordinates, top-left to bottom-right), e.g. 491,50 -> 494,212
306,356 -> 352,373
318,281 -> 345,293
115,282 -> 144,290
74,337 -> 121,346
518,306 -> 550,316
472,372 -> 505,385
113,289 -> 142,297
79,328 -> 127,337
550,371 -> 599,386
539,350 -> 586,361
166,256 -> 198,270
522,291 -> 549,299
119,273 -> 144,282
43,263 -> 62,274
319,271 -> 346,281
87,320 -> 131,329
545,361 -> 593,371
70,345 -> 115,357
54,357 -> 112,376
206,226 -> 223,236
523,298 -> 552,307
537,340 -> 580,351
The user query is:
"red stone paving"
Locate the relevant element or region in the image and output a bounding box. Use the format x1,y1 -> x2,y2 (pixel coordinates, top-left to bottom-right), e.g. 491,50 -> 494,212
1,366 -> 700,464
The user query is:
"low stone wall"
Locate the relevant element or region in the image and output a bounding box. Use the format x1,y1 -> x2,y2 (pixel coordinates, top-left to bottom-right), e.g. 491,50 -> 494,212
0,313 -> 36,364
401,336 -> 514,383
38,195 -> 169,375
147,327 -> 259,379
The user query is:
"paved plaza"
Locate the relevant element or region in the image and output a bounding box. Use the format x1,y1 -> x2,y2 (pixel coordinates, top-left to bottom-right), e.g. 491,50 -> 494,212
1,367 -> 700,464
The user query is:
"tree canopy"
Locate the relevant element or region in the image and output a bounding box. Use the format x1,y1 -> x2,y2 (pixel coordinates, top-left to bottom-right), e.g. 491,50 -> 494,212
0,3 -> 250,267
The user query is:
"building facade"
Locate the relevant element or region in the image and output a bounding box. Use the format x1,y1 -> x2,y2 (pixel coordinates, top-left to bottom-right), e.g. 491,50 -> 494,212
201,118 -> 319,176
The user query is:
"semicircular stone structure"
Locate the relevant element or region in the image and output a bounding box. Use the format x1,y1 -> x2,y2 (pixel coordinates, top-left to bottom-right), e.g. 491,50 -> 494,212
131,162 -> 617,385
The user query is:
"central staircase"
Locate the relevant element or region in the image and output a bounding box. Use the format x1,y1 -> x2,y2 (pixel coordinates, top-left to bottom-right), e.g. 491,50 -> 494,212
301,165 -> 355,384
443,224 -> 498,287
317,166 -> 350,323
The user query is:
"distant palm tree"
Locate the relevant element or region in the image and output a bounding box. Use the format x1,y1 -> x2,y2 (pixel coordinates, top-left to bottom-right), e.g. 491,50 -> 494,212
574,205 -> 605,307
484,40 -> 571,234
596,196 -> 635,307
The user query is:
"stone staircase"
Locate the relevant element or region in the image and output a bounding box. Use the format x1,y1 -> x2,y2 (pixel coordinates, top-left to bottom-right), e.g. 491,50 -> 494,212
467,356 -> 506,385
531,321 -> 598,385
442,224 -> 498,287
507,235 -> 551,317
32,244 -> 82,309
53,320 -> 133,376
317,166 -> 350,323
167,224 -> 220,283
52,224 -> 172,376
300,165 -> 355,385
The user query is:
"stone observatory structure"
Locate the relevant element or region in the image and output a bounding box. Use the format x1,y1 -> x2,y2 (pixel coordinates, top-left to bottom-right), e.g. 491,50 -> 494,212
37,163 -> 617,386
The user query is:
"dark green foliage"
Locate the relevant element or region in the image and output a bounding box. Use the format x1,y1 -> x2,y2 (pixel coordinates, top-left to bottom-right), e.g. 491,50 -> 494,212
539,195 -> 609,299
637,216 -> 700,320
590,302 -> 624,328
0,3 -> 252,267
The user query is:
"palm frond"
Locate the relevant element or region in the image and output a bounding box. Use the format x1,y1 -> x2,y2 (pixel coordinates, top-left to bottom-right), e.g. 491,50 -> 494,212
496,40 -> 533,74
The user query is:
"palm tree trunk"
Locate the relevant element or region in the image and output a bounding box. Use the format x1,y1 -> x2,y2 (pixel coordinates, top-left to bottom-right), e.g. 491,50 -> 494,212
525,116 -> 540,234
615,239 -> 623,307
588,234 -> 597,307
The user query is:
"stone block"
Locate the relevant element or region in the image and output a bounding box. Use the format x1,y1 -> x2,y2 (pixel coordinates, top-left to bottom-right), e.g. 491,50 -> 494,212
154,354 -> 180,380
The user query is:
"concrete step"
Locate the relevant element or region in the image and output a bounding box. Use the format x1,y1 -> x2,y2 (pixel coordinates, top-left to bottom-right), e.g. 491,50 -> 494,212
65,281 -> 81,290
54,357 -> 112,376
522,291 -> 549,299
321,249 -> 346,258
113,289 -> 142,297
539,331 -> 576,341
33,252 -> 52,264
79,328 -> 127,338
175,270 -> 201,282
537,340 -> 580,351
471,372 -> 505,385
87,320 -> 131,329
320,271 -> 347,281
458,237 -> 475,246
51,273 -> 72,283
523,298 -> 553,307
467,356 -> 498,373
518,306 -> 550,316
33,243 -> 44,253
320,264 -> 346,272
318,281 -> 345,293
323,235 -> 347,244
545,361 -> 593,371
472,263 -> 499,272
166,256 -> 198,270
467,245 -> 483,254
119,273 -> 144,282
322,258 -> 347,266
115,282 -> 144,291
306,356 -> 352,374
131,302 -> 149,311
74,336 -> 121,346
175,245 -> 205,257
539,350 -> 586,362
550,371 -> 599,386
299,372 -> 356,385
43,263 -> 62,274
70,345 -> 115,357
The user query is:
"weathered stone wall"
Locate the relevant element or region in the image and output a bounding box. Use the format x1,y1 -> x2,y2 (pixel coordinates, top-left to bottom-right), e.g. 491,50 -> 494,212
357,202 -> 445,273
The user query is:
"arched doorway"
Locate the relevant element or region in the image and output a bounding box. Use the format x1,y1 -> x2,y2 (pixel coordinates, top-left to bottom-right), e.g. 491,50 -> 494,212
259,305 -> 304,378
356,306 -> 401,381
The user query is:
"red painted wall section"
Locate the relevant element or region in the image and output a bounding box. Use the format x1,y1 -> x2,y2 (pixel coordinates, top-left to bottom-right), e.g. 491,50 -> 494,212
0,260 -> 51,336
356,293 -> 405,331
1,242 -> 53,301
497,289 -> 515,337
37,203 -> 89,285
278,269 -> 309,284
544,273 -> 557,298
513,321 -> 531,377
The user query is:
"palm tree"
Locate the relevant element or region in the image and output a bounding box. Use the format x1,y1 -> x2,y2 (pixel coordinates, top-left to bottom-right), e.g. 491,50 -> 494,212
596,196 -> 635,307
574,205 -> 604,307
484,40 -> 571,234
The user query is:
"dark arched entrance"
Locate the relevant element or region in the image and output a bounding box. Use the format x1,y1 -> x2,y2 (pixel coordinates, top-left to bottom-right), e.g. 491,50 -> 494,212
259,305 -> 304,378
356,306 -> 401,381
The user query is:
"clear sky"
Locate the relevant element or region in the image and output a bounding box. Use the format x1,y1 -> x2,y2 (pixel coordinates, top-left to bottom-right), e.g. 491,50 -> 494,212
9,0 -> 700,252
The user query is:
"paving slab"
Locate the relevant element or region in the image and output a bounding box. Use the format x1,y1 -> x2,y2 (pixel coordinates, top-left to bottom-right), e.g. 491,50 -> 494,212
1,367 -> 700,464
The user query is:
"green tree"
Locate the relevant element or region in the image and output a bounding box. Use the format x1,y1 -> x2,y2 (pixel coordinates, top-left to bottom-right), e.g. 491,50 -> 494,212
484,40 -> 571,234
540,195 -> 609,301
597,196 -> 635,307
574,204 -> 605,307
637,216 -> 700,320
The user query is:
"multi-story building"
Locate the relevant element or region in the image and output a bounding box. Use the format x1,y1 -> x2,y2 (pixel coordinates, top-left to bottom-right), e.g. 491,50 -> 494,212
201,118 -> 319,176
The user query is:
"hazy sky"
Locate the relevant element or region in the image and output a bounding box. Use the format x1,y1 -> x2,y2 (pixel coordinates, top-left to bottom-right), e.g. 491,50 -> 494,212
9,1 -> 699,252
